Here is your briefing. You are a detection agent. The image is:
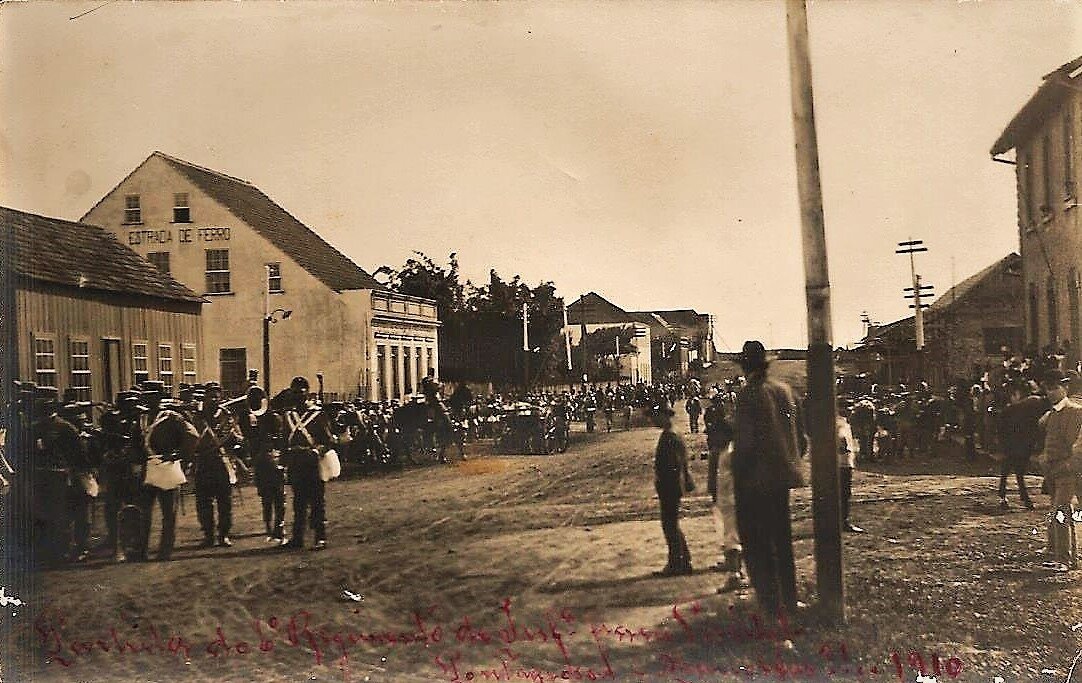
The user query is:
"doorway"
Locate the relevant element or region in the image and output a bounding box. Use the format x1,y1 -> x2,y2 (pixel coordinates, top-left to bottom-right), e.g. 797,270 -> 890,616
102,339 -> 121,402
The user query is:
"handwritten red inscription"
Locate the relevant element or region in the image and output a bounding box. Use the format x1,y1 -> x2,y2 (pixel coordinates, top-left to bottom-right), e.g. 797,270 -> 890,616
32,599 -> 963,682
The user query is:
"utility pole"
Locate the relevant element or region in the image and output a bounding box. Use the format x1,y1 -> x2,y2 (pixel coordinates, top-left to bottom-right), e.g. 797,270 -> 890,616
522,301 -> 530,391
563,302 -> 572,372
897,240 -> 933,384
786,0 -> 844,623
896,239 -> 932,350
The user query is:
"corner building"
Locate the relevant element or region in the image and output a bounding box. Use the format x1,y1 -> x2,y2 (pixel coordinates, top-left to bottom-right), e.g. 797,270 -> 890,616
992,56 -> 1082,364
82,152 -> 439,399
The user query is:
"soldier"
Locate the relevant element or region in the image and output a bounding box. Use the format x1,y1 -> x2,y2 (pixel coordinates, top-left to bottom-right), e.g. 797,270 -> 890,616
240,385 -> 286,543
100,391 -> 145,561
142,386 -> 197,561
59,398 -> 97,562
685,394 -> 702,434
189,382 -> 241,548
28,387 -> 82,565
280,376 -> 335,550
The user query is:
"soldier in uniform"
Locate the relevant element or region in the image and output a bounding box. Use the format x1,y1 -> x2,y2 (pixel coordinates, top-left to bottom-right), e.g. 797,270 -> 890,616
59,398 -> 97,562
239,385 -> 286,543
28,387 -> 83,565
142,385 -> 198,561
280,376 -> 335,550
189,382 -> 241,548
100,391 -> 145,560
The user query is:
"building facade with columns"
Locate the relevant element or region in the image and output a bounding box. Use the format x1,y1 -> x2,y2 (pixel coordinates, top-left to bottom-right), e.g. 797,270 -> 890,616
81,151 -> 438,400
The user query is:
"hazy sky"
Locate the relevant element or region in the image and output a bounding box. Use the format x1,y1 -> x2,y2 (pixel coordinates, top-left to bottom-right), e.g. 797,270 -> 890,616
2,1 -> 1079,349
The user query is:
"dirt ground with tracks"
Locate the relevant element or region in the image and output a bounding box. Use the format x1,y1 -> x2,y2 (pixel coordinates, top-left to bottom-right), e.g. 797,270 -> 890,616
5,410 -> 1080,682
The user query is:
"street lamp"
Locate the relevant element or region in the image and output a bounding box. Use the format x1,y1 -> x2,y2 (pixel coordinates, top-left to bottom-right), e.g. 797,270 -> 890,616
262,263 -> 292,393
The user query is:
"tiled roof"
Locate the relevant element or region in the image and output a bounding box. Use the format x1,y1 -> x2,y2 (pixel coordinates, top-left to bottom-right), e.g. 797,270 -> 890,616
927,253 -> 1020,313
991,56 -> 1082,155
153,152 -> 384,292
3,206 -> 202,303
567,292 -> 635,324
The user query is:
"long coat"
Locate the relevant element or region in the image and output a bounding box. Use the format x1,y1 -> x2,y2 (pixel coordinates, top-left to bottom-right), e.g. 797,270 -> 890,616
732,377 -> 807,491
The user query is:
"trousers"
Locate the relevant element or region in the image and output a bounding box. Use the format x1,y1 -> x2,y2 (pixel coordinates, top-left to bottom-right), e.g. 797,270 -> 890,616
734,485 -> 797,617
840,467 -> 853,524
710,446 -> 740,553
140,485 -> 177,559
998,458 -> 1032,504
195,478 -> 232,540
659,495 -> 690,571
1049,473 -> 1078,568
291,477 -> 326,543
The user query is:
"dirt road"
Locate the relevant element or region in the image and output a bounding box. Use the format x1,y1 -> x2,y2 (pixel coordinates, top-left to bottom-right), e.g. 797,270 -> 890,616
8,413 -> 1079,682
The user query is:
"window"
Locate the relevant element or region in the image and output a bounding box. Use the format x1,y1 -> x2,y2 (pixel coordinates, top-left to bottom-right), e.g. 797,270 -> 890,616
34,337 -> 57,388
133,342 -> 149,385
427,348 -> 434,378
1019,150 -> 1032,228
182,344 -> 197,384
205,249 -> 231,293
1029,282 -> 1040,350
1042,135 -> 1054,219
147,251 -> 171,274
1048,277 -> 1058,348
173,193 -> 191,223
219,348 -> 247,397
1065,109 -> 1076,200
267,263 -> 283,293
124,194 -> 141,224
69,339 -> 91,401
158,344 -> 174,393
982,327 -> 1023,355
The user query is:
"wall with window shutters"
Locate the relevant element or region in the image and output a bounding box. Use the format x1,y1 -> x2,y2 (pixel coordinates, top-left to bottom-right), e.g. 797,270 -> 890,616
15,283 -> 203,403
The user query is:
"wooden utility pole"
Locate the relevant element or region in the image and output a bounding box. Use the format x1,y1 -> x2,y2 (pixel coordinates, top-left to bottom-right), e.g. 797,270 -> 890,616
785,0 -> 844,623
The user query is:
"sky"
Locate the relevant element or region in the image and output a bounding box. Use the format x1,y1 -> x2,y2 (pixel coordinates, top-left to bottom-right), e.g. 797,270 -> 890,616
1,0 -> 1079,350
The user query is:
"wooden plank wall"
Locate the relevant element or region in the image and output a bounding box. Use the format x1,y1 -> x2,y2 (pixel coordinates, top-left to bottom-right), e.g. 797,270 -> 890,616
16,285 -> 204,403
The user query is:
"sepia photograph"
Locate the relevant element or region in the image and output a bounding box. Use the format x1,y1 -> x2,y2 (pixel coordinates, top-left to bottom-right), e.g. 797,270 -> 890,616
1,1 -> 1081,680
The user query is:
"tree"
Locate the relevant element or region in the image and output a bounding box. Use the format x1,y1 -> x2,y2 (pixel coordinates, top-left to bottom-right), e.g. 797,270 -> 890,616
376,253 -> 568,388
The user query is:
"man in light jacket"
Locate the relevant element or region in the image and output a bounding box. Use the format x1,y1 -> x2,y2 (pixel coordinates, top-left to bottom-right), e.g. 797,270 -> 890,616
1039,370 -> 1082,571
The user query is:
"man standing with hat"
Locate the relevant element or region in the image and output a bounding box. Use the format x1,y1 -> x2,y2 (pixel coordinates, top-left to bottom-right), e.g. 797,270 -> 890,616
189,382 -> 241,548
652,401 -> 692,576
1037,370 -> 1082,571
26,387 -> 82,564
279,376 -> 335,550
239,385 -> 286,543
142,384 -> 198,561
101,390 -> 145,560
731,341 -> 806,618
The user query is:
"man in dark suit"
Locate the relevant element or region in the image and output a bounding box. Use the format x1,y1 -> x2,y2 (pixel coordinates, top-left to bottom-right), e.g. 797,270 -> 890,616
997,379 -> 1046,510
653,403 -> 692,576
731,340 -> 806,618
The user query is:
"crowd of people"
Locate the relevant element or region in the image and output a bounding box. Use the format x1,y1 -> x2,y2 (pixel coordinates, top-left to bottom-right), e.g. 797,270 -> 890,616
649,344 -> 1082,625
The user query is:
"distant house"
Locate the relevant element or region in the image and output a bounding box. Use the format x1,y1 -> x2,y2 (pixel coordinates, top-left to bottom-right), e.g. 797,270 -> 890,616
858,253 -> 1023,386
2,206 -> 204,403
566,292 -> 651,383
991,56 -> 1082,364
81,151 -> 439,399
629,309 -> 715,377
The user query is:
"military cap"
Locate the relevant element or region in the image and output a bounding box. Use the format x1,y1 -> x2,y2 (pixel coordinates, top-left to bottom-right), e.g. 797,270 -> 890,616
33,386 -> 60,401
116,390 -> 141,404
140,380 -> 166,393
